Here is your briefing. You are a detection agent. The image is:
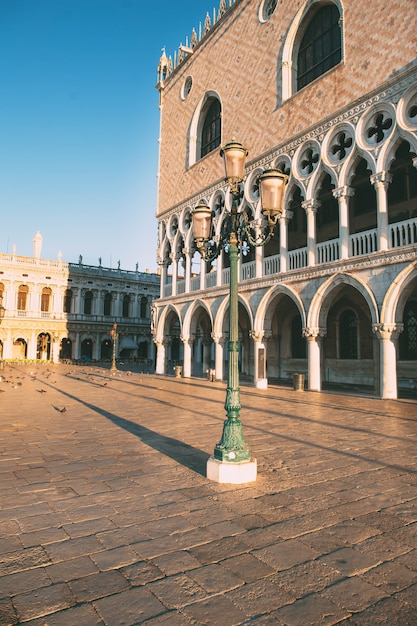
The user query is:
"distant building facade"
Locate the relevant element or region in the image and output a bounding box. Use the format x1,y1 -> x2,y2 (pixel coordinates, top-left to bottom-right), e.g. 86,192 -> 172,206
0,234 -> 159,365
153,0 -> 417,398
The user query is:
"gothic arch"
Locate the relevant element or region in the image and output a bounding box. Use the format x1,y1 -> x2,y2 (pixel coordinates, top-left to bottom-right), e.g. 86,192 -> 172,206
381,260 -> 417,325
182,299 -> 213,340
308,272 -> 379,329
156,303 -> 183,342
213,293 -> 253,337
255,284 -> 306,333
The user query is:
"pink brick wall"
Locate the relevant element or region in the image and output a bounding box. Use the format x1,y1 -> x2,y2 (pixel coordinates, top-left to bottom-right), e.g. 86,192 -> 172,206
157,0 -> 416,216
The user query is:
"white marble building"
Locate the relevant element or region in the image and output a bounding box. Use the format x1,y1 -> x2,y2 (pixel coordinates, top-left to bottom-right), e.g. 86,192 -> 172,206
0,234 -> 159,366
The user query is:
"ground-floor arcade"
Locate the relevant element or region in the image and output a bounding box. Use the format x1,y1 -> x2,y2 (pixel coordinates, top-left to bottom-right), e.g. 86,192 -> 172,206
153,254 -> 417,399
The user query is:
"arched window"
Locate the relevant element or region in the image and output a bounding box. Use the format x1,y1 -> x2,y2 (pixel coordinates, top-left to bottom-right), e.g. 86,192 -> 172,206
297,4 -> 341,91
140,296 -> 148,319
400,302 -> 417,360
339,310 -> 358,359
84,291 -> 93,315
316,173 -> 339,243
350,159 -> 377,233
63,289 -> 73,314
388,141 -> 417,224
0,282 -> 4,312
200,97 -> 221,158
123,295 -> 130,318
17,285 -> 29,311
41,287 -> 52,312
103,293 -> 112,317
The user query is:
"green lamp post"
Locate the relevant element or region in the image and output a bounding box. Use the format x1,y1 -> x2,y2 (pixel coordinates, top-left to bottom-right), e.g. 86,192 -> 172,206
192,140 -> 288,483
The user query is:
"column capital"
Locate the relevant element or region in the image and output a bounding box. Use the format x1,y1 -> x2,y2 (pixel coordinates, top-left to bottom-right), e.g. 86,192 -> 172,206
249,329 -> 264,342
333,185 -> 354,200
372,323 -> 403,340
303,326 -> 327,339
302,199 -> 320,214
211,332 -> 226,345
370,171 -> 392,188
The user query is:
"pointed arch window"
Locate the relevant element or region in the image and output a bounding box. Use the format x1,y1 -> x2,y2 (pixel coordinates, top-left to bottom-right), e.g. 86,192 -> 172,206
200,97 -> 221,158
297,4 -> 341,91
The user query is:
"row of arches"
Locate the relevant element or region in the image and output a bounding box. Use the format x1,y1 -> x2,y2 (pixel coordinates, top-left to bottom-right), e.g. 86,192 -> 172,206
154,261 -> 417,399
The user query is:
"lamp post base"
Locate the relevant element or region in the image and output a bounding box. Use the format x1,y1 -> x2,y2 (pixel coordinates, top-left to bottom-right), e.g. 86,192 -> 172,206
206,456 -> 257,484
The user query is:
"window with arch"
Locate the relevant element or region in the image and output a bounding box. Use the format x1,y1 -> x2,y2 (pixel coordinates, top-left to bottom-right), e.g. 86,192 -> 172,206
200,97 -> 221,158
0,282 -> 4,309
400,301 -> 417,360
297,3 -> 341,91
339,309 -> 358,359
84,291 -> 93,315
17,285 -> 29,311
63,289 -> 73,313
350,158 -> 377,233
388,140 -> 417,224
316,173 -> 339,243
123,295 -> 130,318
140,296 -> 148,319
41,287 -> 52,312
103,293 -> 112,317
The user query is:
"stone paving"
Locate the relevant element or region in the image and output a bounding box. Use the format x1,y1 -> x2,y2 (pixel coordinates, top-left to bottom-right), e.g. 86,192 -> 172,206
0,362 -> 417,625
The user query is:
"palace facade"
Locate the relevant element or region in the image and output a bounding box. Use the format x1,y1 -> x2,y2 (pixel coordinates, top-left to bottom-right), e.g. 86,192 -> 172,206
153,0 -> 417,398
0,234 -> 159,366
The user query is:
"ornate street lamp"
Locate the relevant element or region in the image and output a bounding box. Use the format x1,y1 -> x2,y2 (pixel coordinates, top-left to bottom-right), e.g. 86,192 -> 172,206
192,140 -> 288,483
110,323 -> 118,372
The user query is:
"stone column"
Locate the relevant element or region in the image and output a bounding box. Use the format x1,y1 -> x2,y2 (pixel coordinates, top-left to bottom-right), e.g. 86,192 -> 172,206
170,252 -> 178,297
302,200 -> 319,267
212,332 -> 225,381
183,247 -> 192,293
279,213 -> 291,273
181,336 -> 193,378
155,338 -> 166,375
303,327 -> 326,391
373,323 -> 402,399
249,329 -> 268,389
333,186 -> 354,259
158,261 -> 167,299
371,171 -> 392,252
52,333 -> 60,363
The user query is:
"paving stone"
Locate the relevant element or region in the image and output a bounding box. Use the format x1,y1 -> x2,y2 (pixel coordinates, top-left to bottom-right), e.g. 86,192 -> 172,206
182,594 -> 248,625
151,550 -> 202,575
321,575 -> 388,612
187,536 -> 250,565
148,573 -> 207,609
0,597 -> 18,626
225,577 -> 294,615
93,586 -> 167,625
221,552 -> 276,582
0,546 -> 51,576
46,555 -> 99,582
12,582 -> 75,622
69,570 -> 130,602
318,546 -> 381,576
120,560 -> 165,586
253,538 -> 319,571
25,602 -> 104,625
187,562 -> 244,593
272,558 -> 343,598
273,592 -> 350,625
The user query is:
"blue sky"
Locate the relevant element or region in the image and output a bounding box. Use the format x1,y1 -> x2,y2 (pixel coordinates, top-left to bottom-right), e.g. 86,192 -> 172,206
0,0 -> 214,272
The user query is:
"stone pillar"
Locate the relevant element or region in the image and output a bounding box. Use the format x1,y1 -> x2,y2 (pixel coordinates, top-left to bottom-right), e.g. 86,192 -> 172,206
170,252 -> 178,297
183,247 -> 192,293
158,261 -> 167,299
250,329 -> 268,389
333,186 -> 354,259
278,214 -> 291,273
303,327 -> 326,392
302,200 -> 319,267
200,259 -> 206,291
52,333 -> 60,363
155,339 -> 166,375
181,336 -> 193,378
73,332 -> 80,360
371,172 -> 392,252
212,333 -> 225,381
373,323 -> 403,399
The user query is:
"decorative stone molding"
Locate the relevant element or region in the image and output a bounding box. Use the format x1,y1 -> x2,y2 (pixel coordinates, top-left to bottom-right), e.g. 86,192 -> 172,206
372,323 -> 404,340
